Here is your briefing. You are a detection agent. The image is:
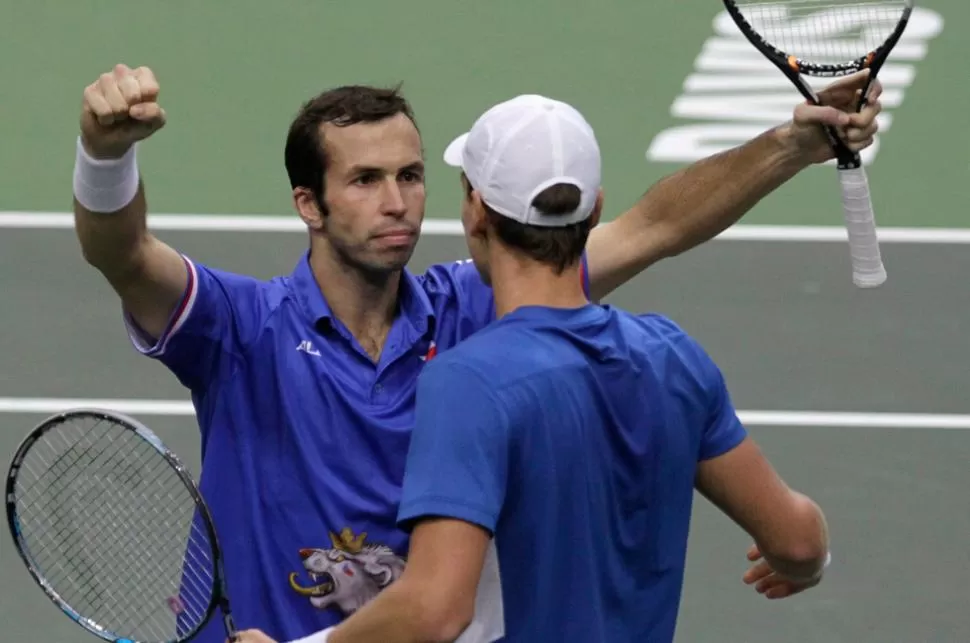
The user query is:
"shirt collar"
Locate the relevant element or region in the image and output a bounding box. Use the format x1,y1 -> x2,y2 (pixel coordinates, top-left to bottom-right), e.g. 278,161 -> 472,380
290,251 -> 434,335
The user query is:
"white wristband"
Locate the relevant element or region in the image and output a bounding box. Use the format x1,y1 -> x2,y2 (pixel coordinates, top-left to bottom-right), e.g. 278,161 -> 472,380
72,137 -> 140,213
287,626 -> 335,643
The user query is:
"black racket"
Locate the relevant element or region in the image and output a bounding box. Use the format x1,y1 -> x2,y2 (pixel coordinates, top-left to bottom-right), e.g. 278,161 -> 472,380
723,0 -> 914,288
5,408 -> 237,643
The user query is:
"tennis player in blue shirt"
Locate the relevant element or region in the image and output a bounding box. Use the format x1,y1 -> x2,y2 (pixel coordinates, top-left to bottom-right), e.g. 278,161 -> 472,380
269,95 -> 832,643
72,65 -> 862,643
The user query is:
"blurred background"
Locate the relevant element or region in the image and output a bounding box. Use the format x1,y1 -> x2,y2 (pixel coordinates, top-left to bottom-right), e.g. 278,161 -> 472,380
0,1 -> 967,641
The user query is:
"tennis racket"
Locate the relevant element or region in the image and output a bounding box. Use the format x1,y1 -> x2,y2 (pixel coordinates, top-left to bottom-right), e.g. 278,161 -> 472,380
5,408 -> 237,643
722,0 -> 914,288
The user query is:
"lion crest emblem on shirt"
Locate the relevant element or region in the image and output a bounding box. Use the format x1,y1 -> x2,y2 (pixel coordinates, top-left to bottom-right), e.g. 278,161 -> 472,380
288,527 -> 406,615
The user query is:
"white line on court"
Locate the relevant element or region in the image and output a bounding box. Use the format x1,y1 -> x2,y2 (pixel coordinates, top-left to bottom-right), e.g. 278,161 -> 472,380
0,397 -> 967,429
0,212 -> 464,234
2,211 -> 970,243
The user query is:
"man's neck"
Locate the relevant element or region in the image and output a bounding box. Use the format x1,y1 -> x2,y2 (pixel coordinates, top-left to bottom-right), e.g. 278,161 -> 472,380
490,254 -> 589,319
309,246 -> 401,362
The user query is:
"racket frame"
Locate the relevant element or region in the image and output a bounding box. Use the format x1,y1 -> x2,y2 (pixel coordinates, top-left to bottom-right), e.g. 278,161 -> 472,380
722,1 -> 914,288
4,408 -> 237,643
722,0 -> 913,170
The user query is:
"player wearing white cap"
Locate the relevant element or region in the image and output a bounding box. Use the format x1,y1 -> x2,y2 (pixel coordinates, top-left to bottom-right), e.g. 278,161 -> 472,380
235,95 -> 830,643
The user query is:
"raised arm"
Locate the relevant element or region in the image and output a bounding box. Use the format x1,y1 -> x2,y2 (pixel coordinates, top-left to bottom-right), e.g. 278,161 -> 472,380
585,71 -> 883,301
74,63 -> 185,341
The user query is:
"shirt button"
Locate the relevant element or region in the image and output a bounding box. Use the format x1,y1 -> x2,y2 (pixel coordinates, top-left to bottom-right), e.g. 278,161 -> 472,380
375,384 -> 384,394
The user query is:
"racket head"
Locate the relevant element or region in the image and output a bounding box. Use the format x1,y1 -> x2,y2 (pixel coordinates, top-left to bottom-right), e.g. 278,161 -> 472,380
723,0 -> 914,79
4,408 -> 229,643
721,1 -> 900,287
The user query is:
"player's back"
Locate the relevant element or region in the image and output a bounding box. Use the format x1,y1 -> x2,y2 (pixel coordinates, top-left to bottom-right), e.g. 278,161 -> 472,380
460,303 -> 745,643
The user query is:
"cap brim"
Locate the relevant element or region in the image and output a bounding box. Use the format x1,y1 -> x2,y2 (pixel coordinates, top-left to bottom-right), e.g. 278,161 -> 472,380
443,133 -> 469,168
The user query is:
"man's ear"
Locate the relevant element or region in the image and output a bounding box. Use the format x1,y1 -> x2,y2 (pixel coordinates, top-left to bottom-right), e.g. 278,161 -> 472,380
293,187 -> 325,231
589,188 -> 604,229
468,190 -> 491,241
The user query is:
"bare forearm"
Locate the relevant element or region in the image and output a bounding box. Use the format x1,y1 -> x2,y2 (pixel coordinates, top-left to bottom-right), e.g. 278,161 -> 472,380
585,124 -> 809,300
640,123 -> 807,258
695,438 -> 830,586
74,181 -> 150,277
329,584 -> 422,643
759,492 -> 830,580
328,582 -> 463,643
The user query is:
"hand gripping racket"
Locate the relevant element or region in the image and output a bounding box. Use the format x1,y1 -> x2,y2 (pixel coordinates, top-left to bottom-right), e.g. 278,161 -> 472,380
5,408 -> 237,643
722,0 -> 914,288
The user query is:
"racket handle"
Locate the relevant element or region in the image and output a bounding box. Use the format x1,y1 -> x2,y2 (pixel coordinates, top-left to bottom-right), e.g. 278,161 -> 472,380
838,166 -> 887,288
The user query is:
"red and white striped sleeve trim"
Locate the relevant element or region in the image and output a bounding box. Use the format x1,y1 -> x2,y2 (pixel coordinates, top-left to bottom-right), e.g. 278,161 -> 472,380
124,255 -> 200,357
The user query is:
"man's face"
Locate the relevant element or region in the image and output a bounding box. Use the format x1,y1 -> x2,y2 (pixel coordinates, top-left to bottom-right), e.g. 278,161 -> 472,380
316,113 -> 426,274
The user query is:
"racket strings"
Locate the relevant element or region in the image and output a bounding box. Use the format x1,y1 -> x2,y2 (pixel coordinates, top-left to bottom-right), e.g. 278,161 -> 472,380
19,422 -> 215,639
66,423 -> 216,635
11,416 -> 218,642
16,421 -> 196,637
732,1 -> 908,63
20,420 -> 154,591
21,421 -> 191,588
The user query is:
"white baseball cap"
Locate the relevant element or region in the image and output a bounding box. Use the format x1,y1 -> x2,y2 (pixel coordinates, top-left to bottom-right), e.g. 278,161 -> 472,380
443,94 -> 601,227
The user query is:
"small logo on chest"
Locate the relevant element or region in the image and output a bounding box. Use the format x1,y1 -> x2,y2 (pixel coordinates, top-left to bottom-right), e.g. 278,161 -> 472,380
296,340 -> 321,357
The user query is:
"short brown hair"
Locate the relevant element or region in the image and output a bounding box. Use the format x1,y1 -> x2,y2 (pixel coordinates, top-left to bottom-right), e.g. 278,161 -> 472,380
284,84 -> 418,214
465,178 -> 592,273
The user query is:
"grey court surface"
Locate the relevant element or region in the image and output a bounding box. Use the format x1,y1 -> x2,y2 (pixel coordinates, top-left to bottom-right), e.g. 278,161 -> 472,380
1,227 -> 968,643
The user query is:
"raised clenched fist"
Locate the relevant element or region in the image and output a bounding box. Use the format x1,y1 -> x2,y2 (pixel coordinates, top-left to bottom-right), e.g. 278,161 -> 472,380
80,64 -> 167,160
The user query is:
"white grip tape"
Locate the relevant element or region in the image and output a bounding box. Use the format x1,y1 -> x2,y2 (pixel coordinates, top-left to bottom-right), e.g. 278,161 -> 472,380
838,166 -> 887,288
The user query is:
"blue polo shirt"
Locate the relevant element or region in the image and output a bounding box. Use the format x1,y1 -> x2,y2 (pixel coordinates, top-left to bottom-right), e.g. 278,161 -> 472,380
398,304 -> 747,643
123,251 -> 590,643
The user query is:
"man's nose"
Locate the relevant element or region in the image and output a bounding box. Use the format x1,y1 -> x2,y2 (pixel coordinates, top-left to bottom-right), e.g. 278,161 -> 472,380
381,180 -> 407,217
